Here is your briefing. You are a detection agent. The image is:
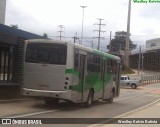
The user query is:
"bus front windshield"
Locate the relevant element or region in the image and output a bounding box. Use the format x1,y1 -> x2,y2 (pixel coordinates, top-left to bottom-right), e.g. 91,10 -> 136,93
25,43 -> 67,65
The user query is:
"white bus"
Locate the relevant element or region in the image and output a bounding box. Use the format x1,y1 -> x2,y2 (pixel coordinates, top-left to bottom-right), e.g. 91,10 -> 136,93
22,39 -> 121,107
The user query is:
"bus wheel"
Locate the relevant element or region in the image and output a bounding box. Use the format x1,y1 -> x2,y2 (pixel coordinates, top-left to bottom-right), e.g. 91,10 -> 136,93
44,98 -> 59,105
108,91 -> 114,104
85,90 -> 94,107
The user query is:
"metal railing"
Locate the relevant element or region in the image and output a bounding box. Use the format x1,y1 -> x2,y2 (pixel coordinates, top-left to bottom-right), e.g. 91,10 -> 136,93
141,74 -> 160,84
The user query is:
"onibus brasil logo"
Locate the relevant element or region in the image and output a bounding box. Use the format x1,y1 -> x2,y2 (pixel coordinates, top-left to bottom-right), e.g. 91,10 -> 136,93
133,0 -> 160,3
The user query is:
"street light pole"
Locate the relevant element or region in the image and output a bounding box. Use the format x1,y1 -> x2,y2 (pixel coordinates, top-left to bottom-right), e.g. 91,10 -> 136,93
80,6 -> 87,45
125,0 -> 131,67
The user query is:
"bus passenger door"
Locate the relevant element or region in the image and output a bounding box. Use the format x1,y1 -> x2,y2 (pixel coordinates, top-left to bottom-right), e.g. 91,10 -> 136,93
79,51 -> 87,101
116,63 -> 121,96
100,60 -> 106,99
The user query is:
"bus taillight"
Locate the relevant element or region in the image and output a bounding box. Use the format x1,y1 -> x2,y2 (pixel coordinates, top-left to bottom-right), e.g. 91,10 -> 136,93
65,82 -> 68,85
66,77 -> 69,80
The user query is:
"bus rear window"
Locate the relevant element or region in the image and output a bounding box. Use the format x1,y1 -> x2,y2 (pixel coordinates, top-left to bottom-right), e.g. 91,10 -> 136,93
25,43 -> 67,65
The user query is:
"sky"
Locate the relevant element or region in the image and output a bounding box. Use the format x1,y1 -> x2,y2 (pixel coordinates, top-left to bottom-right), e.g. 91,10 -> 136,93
5,0 -> 160,51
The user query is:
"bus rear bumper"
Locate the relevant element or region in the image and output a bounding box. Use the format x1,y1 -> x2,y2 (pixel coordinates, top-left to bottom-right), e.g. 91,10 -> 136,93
22,88 -> 71,100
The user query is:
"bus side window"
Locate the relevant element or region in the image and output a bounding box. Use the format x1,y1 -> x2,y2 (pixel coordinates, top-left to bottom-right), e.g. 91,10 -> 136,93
107,59 -> 112,73
112,60 -> 117,74
87,53 -> 100,72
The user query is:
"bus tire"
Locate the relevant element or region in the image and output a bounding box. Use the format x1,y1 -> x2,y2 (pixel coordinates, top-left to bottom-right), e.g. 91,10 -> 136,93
108,91 -> 114,104
85,90 -> 94,107
44,98 -> 59,105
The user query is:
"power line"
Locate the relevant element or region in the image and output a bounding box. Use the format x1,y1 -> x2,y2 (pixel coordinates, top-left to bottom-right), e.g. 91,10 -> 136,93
109,31 -> 112,52
90,40 -> 95,49
93,18 -> 106,50
57,25 -> 65,40
72,32 -> 79,43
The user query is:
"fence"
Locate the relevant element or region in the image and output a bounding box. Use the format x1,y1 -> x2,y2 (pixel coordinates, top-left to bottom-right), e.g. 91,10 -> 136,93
141,74 -> 160,84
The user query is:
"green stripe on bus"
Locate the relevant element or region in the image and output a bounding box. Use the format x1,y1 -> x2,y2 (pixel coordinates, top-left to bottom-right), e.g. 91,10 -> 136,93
69,72 -> 112,92
65,69 -> 79,76
93,50 -> 119,60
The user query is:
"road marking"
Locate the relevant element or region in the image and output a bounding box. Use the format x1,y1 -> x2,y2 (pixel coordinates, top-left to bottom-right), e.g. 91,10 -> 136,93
0,98 -> 31,102
0,95 -> 146,118
1,95 -> 140,119
4,110 -> 58,118
88,98 -> 160,127
114,94 -> 141,102
1,95 -> 143,118
1,89 -> 159,119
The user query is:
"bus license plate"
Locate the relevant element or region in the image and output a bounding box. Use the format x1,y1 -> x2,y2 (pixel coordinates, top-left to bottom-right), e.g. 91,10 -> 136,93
39,84 -> 49,90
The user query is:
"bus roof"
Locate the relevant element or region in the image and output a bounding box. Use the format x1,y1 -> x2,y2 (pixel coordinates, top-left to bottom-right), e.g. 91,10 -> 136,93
26,39 -> 121,61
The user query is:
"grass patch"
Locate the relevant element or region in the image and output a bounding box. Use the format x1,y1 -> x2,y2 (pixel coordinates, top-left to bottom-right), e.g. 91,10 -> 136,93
121,65 -> 135,74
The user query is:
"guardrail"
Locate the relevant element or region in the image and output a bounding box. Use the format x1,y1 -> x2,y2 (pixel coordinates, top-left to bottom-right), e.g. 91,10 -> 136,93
141,74 -> 160,84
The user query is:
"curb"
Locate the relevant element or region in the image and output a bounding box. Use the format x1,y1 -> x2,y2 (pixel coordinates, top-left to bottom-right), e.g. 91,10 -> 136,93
113,98 -> 160,119
88,98 -> 160,127
0,98 -> 35,103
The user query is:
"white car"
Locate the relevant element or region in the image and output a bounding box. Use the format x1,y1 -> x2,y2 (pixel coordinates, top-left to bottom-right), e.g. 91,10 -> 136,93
120,76 -> 141,89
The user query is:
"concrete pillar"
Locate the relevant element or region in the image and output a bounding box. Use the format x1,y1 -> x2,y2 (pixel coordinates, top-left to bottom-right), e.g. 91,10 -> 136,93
0,0 -> 6,24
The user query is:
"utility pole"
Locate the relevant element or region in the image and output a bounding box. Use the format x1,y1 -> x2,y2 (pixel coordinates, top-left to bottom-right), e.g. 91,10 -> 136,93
141,47 -> 144,71
138,46 -> 141,74
57,25 -> 65,40
109,31 -> 112,53
73,33 -> 79,43
90,40 -> 94,49
93,18 -> 105,50
125,0 -> 131,67
141,47 -> 144,80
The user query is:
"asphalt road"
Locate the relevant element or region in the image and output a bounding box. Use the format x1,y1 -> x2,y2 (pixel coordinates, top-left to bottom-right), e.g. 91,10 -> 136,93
0,83 -> 160,127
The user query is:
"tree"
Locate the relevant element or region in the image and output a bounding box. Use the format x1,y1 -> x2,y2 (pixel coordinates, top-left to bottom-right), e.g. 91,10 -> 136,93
107,31 -> 136,53
43,33 -> 48,38
10,24 -> 18,29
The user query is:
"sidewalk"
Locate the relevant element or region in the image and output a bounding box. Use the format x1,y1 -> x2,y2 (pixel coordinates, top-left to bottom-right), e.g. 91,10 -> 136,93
94,99 -> 160,127
129,69 -> 160,75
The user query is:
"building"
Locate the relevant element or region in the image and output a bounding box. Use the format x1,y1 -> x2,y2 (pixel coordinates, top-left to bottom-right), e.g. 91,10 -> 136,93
146,38 -> 160,50
0,0 -> 6,24
130,38 -> 160,71
0,24 -> 46,99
